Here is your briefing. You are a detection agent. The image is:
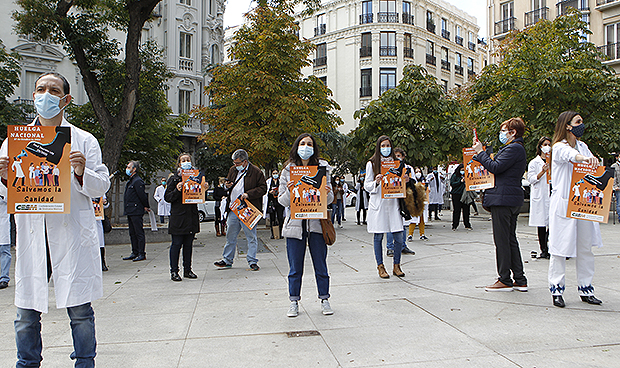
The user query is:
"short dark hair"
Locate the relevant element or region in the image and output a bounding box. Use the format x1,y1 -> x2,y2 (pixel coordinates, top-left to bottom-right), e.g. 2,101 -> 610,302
535,136 -> 551,156
393,148 -> 406,157
36,72 -> 70,95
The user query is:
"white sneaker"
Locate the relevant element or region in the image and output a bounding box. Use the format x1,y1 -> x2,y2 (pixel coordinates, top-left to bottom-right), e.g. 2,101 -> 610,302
321,299 -> 334,315
287,301 -> 299,317
339,225 -> 343,229
407,235 -> 413,242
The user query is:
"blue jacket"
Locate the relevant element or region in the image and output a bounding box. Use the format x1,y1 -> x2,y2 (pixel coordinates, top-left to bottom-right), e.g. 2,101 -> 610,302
473,137 -> 526,207
124,174 -> 150,216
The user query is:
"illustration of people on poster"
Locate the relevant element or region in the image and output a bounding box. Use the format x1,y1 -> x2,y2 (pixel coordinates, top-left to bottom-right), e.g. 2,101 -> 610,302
567,163 -> 614,222
181,169 -> 206,204
6,125 -> 71,213
463,147 -> 495,191
290,166 -> 327,219
230,196 -> 262,229
92,197 -> 104,220
381,160 -> 406,199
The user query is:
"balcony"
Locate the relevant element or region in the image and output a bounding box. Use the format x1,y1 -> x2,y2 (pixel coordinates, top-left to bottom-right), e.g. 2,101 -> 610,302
360,86 -> 372,97
441,29 -> 450,40
403,47 -> 413,59
426,53 -> 436,66
455,65 -> 463,75
597,0 -> 619,5
495,17 -> 516,35
441,60 -> 450,71
402,13 -> 414,25
314,24 -> 326,37
179,58 -> 194,71
467,69 -> 475,76
380,85 -> 394,94
314,56 -> 327,67
380,46 -> 397,56
427,22 -> 436,33
556,0 -> 589,16
360,13 -> 373,24
525,7 -> 548,27
13,98 -> 36,121
455,35 -> 463,46
360,46 -> 372,58
468,41 -> 476,51
597,42 -> 620,60
378,12 -> 399,23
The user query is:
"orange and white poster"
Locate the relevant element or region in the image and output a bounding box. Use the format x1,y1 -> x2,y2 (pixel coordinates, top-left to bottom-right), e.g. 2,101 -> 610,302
181,169 -> 205,204
230,196 -> 262,229
6,125 -> 71,213
543,152 -> 551,184
567,163 -> 614,223
290,165 -> 327,219
381,160 -> 406,199
463,147 -> 495,191
92,197 -> 104,220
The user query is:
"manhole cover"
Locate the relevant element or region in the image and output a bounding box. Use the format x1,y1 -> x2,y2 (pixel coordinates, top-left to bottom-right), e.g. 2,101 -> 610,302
286,330 -> 321,338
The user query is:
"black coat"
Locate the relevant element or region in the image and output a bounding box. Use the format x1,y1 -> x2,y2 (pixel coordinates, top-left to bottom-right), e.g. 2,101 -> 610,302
164,173 -> 200,235
473,137 -> 526,208
124,174 -> 149,216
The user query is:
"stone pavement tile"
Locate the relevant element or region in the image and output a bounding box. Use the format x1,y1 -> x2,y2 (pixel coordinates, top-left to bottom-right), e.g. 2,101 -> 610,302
363,356 -> 519,368
178,334 -> 339,368
95,288 -> 201,315
505,345 -> 620,368
95,340 -> 186,368
95,312 -> 194,343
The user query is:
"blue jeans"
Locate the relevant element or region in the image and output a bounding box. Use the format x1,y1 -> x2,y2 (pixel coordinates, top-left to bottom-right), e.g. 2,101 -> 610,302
615,190 -> 620,218
15,303 -> 96,368
286,225 -> 330,301
386,226 -> 408,251
374,231 -> 403,266
222,212 -> 258,266
0,244 -> 11,283
331,200 -> 342,225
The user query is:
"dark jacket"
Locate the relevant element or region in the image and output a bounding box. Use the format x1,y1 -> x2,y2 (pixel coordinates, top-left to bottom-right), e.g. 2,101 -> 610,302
450,172 -> 465,197
473,137 -> 526,207
213,186 -> 228,204
226,162 -> 267,210
164,172 -> 200,235
124,174 -> 150,216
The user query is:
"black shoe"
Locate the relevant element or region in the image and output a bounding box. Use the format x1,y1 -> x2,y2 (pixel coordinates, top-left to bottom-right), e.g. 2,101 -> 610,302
401,247 -> 415,255
102,264 -> 108,272
250,264 -> 260,271
0,281 -> 8,289
538,252 -> 550,259
123,254 -> 137,260
133,255 -> 146,262
184,270 -> 198,279
388,161 -> 405,176
25,127 -> 71,165
553,295 -> 565,308
299,167 -> 327,189
171,272 -> 182,282
214,260 -> 232,268
580,295 -> 602,305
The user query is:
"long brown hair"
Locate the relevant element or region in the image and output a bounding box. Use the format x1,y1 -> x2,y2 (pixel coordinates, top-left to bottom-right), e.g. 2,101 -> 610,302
286,133 -> 320,166
370,135 -> 395,175
550,111 -> 579,176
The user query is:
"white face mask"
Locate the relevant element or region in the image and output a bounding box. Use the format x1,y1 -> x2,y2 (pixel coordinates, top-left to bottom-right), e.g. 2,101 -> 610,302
415,172 -> 422,179
541,146 -> 551,154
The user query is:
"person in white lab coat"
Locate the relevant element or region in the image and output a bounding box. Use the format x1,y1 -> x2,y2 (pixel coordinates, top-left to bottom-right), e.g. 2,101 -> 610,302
0,186 -> 11,289
527,136 -> 551,259
153,177 -> 171,223
548,111 -> 604,308
0,72 -> 110,368
426,167 -> 445,220
364,135 -> 407,279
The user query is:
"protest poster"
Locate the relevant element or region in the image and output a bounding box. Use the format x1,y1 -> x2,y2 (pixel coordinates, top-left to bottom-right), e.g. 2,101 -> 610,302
543,152 -> 551,184
567,163 -> 614,223
380,160 -> 406,199
92,197 -> 104,220
181,169 -> 205,204
230,196 -> 262,229
6,125 -> 71,213
290,165 -> 327,219
462,147 -> 495,191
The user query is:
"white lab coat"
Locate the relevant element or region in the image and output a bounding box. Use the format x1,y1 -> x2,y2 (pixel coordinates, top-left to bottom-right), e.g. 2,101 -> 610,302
0,118 -> 110,313
527,155 -> 550,227
354,181 -> 369,211
153,184 -> 171,216
426,172 -> 445,204
364,160 -> 403,233
548,140 -> 602,258
0,185 -> 9,245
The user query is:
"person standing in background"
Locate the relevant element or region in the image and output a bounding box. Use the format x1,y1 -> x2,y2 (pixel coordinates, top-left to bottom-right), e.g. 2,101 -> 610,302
527,137 -> 552,259
123,160 -> 150,262
426,166 -> 445,220
213,177 -> 228,237
355,171 -> 369,225
153,177 -> 171,224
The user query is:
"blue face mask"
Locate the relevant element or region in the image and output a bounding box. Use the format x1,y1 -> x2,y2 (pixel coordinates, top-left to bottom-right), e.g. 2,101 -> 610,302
236,163 -> 246,172
180,162 -> 192,170
298,145 -> 314,160
125,169 -> 132,176
380,147 -> 391,157
272,174 -> 278,179
499,131 -> 509,144
34,92 -> 67,120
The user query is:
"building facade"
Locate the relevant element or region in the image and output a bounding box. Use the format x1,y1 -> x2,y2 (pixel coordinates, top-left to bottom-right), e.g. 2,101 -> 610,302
1,0 -> 226,154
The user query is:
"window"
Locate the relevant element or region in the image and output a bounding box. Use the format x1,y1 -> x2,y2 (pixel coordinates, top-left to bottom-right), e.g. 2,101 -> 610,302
379,68 -> 396,94
441,18 -> 450,40
404,33 -> 413,58
441,79 -> 448,93
426,11 -> 435,33
315,43 -> 327,67
23,71 -> 40,100
380,32 -> 396,56
361,1 -> 373,24
426,40 -> 436,65
179,90 -> 192,114
402,2 -> 413,24
532,0 -> 546,9
315,14 -> 326,36
455,53 -> 463,75
379,0 -> 397,22
467,57 -> 474,75
455,25 -> 463,45
180,0 -> 191,5
319,76 -> 327,85
501,1 -> 514,20
496,1 -> 515,35
468,31 -> 476,51
211,44 -> 219,64
361,68 -> 372,97
441,47 -> 449,70
360,32 -> 372,57
209,0 -> 216,15
526,0 -> 547,26
180,32 -> 192,58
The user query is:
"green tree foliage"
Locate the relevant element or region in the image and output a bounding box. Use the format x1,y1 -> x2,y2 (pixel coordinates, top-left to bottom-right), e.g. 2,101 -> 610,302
13,0 -> 163,172
195,145 -> 234,185
350,65 -> 466,168
194,1 -> 342,170
0,42 -> 31,137
314,129 -> 364,176
67,42 -> 183,182
467,11 -> 620,158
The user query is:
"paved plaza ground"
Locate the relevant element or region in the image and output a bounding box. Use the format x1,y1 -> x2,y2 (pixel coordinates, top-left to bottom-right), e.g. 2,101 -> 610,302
1,207 -> 619,367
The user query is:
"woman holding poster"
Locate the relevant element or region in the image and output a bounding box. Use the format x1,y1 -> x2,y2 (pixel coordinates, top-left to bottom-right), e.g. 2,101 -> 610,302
547,111 -> 603,308
527,137 -> 552,259
364,135 -> 407,279
279,133 -> 334,318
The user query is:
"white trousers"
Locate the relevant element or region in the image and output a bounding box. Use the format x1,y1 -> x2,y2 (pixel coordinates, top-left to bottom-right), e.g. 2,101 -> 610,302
548,220 -> 595,296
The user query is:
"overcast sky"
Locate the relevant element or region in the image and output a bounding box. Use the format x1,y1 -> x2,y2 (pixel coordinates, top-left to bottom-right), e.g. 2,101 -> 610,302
223,0 -> 488,39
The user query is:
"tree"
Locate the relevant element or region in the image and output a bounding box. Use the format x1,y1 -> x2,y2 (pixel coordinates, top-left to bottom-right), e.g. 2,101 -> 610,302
467,11 -> 620,158
0,41 -> 31,137
67,42 -> 183,182
350,65 -> 466,168
13,0 -> 163,173
195,145 -> 234,185
314,129 -> 364,176
193,1 -> 342,170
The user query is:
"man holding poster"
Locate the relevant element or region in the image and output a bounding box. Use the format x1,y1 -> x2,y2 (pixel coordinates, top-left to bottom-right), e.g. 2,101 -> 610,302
0,72 -> 110,368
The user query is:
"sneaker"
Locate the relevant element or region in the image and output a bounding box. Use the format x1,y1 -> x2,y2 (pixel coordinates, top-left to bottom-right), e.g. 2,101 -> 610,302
338,225 -> 343,229
214,260 -> 231,268
420,235 -> 428,240
465,227 -> 473,231
485,280 -> 513,292
407,235 -> 413,242
401,247 -> 415,255
287,301 -> 299,317
386,249 -> 394,257
513,284 -> 528,292
0,281 -> 8,289
250,264 -> 260,271
321,299 -> 334,315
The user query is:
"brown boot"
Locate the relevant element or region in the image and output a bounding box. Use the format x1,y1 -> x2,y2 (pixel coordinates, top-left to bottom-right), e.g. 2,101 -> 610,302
393,264 -> 405,277
215,223 -> 222,237
377,264 -> 389,279
221,223 -> 226,236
